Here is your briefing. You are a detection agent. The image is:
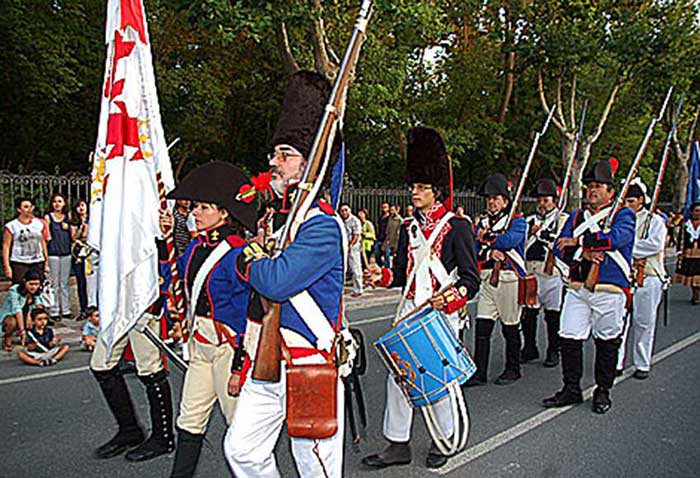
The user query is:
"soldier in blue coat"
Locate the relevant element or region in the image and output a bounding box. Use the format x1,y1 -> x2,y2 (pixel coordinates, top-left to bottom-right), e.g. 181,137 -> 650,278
466,174 -> 528,386
163,162 -> 258,478
224,71 -> 348,478
543,159 -> 635,414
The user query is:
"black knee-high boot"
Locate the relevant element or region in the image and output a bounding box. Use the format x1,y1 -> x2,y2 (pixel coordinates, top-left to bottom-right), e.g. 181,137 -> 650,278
126,370 -> 176,461
542,338 -> 583,407
495,323 -> 522,385
170,427 -> 205,478
520,307 -> 540,362
543,310 -> 561,367
465,319 -> 494,386
592,337 -> 622,414
92,368 -> 145,458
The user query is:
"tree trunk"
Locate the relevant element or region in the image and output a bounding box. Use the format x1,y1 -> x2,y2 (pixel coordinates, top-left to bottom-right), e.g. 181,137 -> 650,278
497,49 -> 515,124
569,140 -> 593,209
673,152 -> 690,212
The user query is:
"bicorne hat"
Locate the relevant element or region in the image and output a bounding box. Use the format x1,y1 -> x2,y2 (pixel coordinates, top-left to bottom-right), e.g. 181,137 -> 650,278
479,173 -> 511,201
582,158 -> 619,185
624,177 -> 650,204
534,178 -> 559,198
166,161 -> 258,232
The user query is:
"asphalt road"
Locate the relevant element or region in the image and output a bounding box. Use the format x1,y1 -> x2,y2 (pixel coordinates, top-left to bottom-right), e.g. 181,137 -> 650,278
1,283 -> 699,478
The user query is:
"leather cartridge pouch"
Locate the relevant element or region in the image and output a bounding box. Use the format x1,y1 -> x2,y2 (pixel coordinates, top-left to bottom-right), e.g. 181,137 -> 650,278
518,274 -> 539,306
285,344 -> 339,439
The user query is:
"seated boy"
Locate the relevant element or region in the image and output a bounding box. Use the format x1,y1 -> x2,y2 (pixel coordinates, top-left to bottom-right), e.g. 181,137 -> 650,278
18,309 -> 70,366
81,306 -> 99,351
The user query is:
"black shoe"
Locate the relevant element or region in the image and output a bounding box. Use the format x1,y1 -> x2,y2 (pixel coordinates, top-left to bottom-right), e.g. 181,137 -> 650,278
592,388 -> 612,414
542,389 -> 583,408
615,368 -> 623,377
633,370 -> 649,380
543,350 -> 559,368
520,348 -> 540,363
125,436 -> 174,462
61,313 -> 72,320
95,429 -> 145,459
362,442 -> 412,469
463,376 -> 487,388
494,369 -> 521,385
426,452 -> 448,469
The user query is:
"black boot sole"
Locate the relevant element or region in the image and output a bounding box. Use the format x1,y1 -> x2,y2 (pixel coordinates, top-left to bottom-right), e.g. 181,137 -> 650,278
125,445 -> 175,462
426,453 -> 448,469
362,455 -> 411,469
94,439 -> 144,459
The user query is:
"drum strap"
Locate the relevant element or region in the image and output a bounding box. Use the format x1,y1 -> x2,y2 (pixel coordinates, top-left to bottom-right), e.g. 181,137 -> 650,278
396,212 -> 455,320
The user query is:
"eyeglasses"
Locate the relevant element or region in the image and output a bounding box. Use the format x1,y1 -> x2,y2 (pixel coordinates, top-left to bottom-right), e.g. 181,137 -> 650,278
267,149 -> 303,163
411,185 -> 433,193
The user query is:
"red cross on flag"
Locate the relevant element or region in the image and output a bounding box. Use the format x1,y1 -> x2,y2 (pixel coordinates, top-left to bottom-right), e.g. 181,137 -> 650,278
88,0 -> 175,352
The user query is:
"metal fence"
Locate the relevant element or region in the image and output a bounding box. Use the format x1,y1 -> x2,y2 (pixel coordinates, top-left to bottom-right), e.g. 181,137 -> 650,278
0,168 -> 537,227
0,167 -> 90,224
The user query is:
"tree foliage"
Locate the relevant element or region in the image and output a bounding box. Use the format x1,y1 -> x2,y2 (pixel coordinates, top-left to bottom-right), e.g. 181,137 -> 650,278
1,0 -> 699,204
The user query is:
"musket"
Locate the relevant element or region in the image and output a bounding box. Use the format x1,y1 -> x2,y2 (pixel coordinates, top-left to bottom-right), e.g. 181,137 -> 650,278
584,87 -> 674,291
643,93 -> 685,238
141,325 -> 188,372
543,99 -> 589,275
252,0 -> 374,382
489,107 -> 556,287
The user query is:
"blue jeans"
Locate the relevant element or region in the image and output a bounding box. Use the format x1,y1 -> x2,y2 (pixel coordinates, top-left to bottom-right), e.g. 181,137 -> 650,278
372,242 -> 391,267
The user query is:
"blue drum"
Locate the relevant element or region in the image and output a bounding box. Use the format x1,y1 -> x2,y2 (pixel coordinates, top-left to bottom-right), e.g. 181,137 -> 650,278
374,308 -> 476,408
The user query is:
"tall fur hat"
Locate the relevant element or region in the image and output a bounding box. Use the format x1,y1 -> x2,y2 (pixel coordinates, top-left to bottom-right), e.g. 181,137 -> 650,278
270,71 -> 342,179
405,127 -> 451,193
582,158 -> 619,185
167,161 -> 258,232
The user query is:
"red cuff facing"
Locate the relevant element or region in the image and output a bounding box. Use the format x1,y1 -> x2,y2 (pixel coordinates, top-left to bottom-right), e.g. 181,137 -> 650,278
442,286 -> 468,314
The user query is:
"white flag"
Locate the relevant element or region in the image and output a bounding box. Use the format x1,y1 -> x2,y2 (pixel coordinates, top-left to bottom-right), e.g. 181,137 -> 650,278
88,0 -> 175,352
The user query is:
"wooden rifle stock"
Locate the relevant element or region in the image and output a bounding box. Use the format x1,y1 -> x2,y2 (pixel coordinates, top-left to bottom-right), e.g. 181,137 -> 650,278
489,260 -> 502,287
252,0 -> 373,382
543,249 -> 556,275
634,258 -> 647,287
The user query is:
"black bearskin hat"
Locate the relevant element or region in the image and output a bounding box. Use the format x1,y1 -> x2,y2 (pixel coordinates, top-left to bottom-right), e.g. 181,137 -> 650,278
582,158 -> 619,185
534,178 -> 559,198
480,173 -> 511,201
270,71 -> 342,183
167,161 -> 258,232
405,127 -> 451,193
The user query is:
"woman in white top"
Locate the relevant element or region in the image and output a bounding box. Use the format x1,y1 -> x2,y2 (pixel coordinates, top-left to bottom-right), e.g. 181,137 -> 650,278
2,197 -> 48,284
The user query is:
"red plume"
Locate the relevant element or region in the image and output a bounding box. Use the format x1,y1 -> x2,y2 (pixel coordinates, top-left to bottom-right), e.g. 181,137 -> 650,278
608,157 -> 619,175
250,171 -> 274,198
556,186 -> 562,198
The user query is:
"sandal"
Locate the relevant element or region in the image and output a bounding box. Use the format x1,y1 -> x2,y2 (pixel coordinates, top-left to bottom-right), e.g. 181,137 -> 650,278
2,343 -> 14,352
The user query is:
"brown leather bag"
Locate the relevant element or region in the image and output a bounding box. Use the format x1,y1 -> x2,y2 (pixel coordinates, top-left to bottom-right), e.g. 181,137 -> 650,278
285,356 -> 339,439
518,274 -> 539,306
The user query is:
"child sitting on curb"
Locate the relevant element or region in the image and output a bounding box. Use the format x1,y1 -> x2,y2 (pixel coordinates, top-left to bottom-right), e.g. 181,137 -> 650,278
18,308 -> 70,366
81,306 -> 99,351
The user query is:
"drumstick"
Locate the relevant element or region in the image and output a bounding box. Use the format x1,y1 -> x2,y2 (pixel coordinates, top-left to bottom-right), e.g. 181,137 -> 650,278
395,281 -> 456,326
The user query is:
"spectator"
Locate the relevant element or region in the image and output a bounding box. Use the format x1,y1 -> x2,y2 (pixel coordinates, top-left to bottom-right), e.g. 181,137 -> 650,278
173,199 -> 197,257
81,306 -> 100,351
455,205 -> 466,217
2,197 -> 48,284
384,204 -> 403,267
18,308 -> 69,366
358,208 -> 376,269
340,203 -> 363,297
373,202 -> 390,266
404,204 -> 414,220
70,199 -> 92,319
45,193 -> 73,321
0,268 -> 47,351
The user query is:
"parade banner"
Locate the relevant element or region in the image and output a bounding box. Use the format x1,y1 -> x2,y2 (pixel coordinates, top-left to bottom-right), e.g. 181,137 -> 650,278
88,0 -> 175,351
684,140 -> 700,218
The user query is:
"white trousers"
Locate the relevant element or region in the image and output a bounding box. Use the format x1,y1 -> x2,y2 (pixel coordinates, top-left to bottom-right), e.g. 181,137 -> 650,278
224,365 -> 345,478
617,276 -> 662,371
348,247 -> 363,294
530,273 -> 564,311
48,255 -> 72,316
559,288 -> 627,341
86,255 -> 98,307
382,301 -> 459,442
